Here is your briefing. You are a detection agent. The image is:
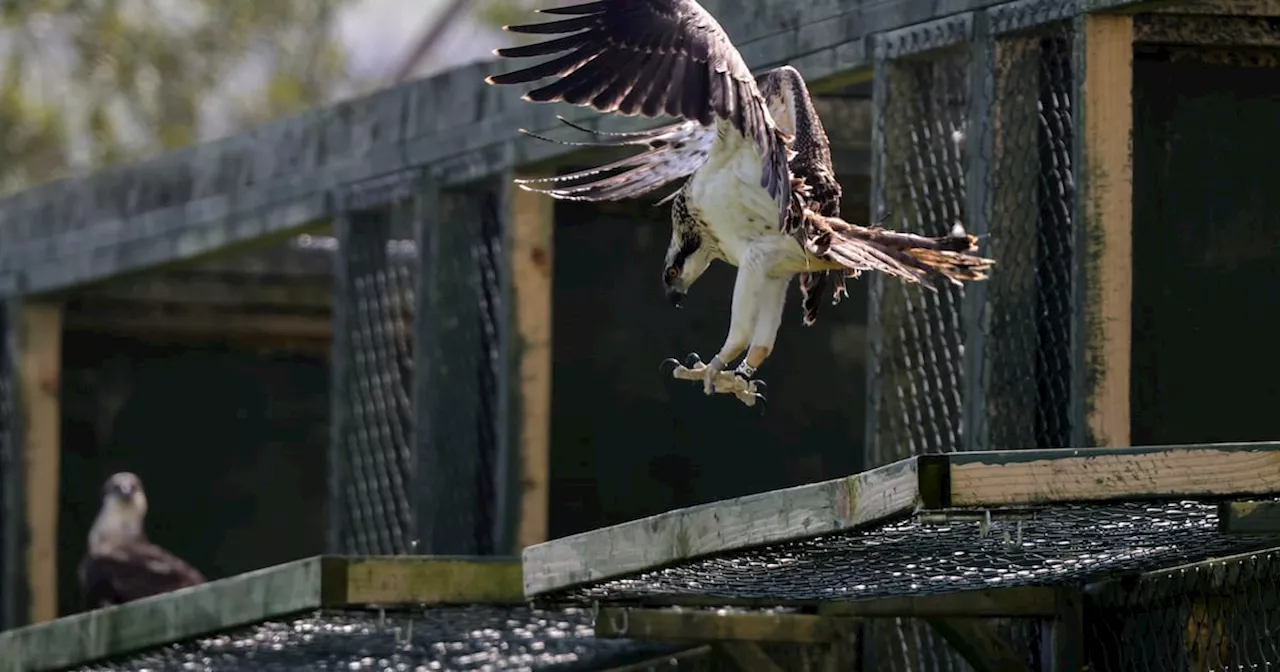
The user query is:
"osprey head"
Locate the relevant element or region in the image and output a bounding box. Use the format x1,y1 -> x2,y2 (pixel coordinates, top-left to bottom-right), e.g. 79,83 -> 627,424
102,472 -> 147,514
663,227 -> 712,309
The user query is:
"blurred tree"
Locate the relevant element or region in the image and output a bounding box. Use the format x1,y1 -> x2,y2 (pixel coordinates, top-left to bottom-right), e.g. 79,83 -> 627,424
0,0 -> 360,195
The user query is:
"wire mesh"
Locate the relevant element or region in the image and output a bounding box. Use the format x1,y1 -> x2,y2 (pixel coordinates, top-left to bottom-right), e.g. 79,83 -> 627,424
330,196 -> 419,556
74,606 -> 696,671
548,500 -> 1280,606
975,19 -> 1077,454
1086,546 -> 1280,671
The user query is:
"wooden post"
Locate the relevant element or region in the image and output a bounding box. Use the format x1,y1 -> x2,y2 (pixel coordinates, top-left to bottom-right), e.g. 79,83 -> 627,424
18,300 -> 62,624
1073,14 -> 1134,448
508,174 -> 553,551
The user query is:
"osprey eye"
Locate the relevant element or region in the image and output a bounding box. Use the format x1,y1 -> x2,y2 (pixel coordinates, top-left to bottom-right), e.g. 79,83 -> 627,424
664,265 -> 679,280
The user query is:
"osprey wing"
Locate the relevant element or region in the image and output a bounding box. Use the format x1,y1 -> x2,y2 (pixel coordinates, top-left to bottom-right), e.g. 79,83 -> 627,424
514,116 -> 715,202
78,541 -> 206,608
486,0 -> 789,206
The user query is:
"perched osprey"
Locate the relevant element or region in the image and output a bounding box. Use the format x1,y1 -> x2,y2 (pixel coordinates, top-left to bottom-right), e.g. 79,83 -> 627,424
78,472 -> 205,609
487,0 -> 994,406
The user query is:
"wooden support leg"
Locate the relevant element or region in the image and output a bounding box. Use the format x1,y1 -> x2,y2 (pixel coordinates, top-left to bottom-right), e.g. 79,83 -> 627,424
1076,13 -> 1134,448
18,301 -> 63,624
509,173 -> 553,552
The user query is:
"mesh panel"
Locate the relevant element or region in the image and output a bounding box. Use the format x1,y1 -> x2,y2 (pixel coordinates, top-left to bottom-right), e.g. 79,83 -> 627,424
977,21 -> 1077,453
868,46 -> 971,465
75,606 -> 694,671
329,178 -> 506,557
330,193 -> 419,556
1086,547 -> 1280,670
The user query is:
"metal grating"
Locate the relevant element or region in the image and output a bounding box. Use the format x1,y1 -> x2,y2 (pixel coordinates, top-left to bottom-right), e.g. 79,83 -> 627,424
75,606 -> 694,671
549,501 -> 1280,605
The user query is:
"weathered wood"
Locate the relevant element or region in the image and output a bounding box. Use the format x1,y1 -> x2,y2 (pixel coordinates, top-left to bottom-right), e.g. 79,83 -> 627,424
522,457 -> 922,597
1217,500 -> 1280,535
1075,13 -> 1133,449
715,642 -> 788,672
817,587 -> 1063,618
943,442 -> 1280,506
1134,13 -> 1280,44
17,301 -> 61,625
1042,589 -> 1084,672
0,555 -> 522,672
595,608 -> 850,644
928,619 -> 1033,672
511,174 -> 554,553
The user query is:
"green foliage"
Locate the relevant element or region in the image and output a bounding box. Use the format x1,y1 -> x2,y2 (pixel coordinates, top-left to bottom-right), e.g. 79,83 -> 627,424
0,0 -> 360,195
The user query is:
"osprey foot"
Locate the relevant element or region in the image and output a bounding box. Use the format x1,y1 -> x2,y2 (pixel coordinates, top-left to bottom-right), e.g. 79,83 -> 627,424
663,353 -> 765,406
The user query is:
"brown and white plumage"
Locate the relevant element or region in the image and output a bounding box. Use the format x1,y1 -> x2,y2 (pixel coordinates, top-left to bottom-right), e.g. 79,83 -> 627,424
489,0 -> 993,406
77,472 -> 205,609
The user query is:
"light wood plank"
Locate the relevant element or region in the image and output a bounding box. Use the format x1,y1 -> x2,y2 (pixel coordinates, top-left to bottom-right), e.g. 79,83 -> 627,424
522,457 -> 922,597
945,443 -> 1280,506
510,174 -> 554,553
1078,14 -> 1134,449
325,556 -> 522,605
19,301 -> 62,624
594,609 -> 848,644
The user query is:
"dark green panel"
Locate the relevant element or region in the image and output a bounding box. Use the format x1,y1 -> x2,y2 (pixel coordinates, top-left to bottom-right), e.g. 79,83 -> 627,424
1131,51 -> 1280,446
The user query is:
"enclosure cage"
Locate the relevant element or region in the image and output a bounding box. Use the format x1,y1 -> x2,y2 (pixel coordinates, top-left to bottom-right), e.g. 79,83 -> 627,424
1,0 -> 1280,668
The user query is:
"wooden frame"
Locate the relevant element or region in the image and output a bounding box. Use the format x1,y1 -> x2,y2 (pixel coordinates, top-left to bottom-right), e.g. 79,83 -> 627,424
0,555 -> 522,672
524,442 -> 1280,597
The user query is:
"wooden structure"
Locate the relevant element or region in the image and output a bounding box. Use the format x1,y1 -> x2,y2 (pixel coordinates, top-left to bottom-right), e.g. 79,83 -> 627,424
522,443 -> 1280,670
0,0 -> 1276,664
0,556 -> 703,671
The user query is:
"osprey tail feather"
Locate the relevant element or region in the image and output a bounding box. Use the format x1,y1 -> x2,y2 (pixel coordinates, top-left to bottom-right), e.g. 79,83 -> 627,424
804,212 -> 994,288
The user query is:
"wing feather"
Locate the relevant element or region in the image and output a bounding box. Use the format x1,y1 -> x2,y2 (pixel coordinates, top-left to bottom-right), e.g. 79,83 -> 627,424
486,0 -> 789,205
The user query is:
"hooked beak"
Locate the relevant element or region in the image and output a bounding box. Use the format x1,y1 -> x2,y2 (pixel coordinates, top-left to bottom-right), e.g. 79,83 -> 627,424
665,283 -> 686,308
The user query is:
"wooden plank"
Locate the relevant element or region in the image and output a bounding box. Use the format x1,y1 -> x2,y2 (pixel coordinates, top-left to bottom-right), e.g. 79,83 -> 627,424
1041,589 -> 1084,672
0,555 -> 522,672
715,642 -> 788,672
928,619 -> 1033,672
522,457 -> 922,597
818,587 -> 1062,618
943,443 -> 1280,506
0,557 -> 325,672
1075,13 -> 1134,449
510,174 -> 554,553
1218,500 -> 1280,535
321,556 -> 523,605
594,608 -> 849,644
18,301 -> 61,625
1134,13 -> 1280,44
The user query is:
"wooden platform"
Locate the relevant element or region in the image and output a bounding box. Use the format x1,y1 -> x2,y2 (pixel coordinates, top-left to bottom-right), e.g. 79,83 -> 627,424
523,442 -> 1280,598
0,555 -> 522,672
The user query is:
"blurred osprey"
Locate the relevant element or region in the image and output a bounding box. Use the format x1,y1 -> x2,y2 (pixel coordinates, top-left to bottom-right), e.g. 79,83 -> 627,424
487,0 -> 994,406
78,472 -> 205,609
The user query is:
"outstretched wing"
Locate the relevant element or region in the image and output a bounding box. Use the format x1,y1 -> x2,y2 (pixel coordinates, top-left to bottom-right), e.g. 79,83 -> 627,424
804,214 -> 995,289
514,116 -> 715,202
486,0 -> 789,207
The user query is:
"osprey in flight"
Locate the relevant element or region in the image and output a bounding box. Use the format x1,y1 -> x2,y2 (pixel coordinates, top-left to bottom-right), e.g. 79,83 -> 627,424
78,472 -> 206,609
487,0 -> 994,406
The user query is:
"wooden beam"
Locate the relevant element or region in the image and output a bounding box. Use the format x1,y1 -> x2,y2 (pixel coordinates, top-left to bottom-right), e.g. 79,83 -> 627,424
17,301 -> 61,625
594,608 -> 850,644
522,457 -> 922,597
941,443 -> 1280,506
0,555 -> 521,672
928,619 -> 1033,672
817,587 -> 1063,618
510,173 -> 554,554
1218,500 -> 1280,535
715,642 -> 788,672
1075,13 -> 1134,449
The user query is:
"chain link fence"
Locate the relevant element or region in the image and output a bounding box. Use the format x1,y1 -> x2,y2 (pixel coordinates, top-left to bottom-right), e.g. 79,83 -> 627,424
1086,545 -> 1280,671
328,174 -> 507,557
865,4 -> 1078,669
